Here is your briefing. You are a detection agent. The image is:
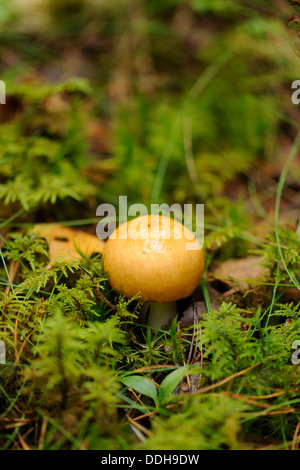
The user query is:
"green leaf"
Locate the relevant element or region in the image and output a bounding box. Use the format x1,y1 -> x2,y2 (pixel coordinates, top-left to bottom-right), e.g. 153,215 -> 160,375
158,365 -> 195,404
121,375 -> 158,402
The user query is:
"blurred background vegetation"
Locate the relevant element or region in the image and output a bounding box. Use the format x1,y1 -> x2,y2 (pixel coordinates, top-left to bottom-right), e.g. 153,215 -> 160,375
0,0 -> 299,244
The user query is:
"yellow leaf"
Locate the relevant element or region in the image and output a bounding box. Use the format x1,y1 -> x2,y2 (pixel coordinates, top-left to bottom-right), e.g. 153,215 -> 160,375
33,224 -> 104,262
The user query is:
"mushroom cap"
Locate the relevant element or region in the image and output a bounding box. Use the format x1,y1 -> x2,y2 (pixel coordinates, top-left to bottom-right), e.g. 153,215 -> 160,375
103,214 -> 204,303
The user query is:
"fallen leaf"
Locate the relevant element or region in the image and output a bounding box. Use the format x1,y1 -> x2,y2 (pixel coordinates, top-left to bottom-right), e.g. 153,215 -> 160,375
33,224 -> 104,262
211,256 -> 268,292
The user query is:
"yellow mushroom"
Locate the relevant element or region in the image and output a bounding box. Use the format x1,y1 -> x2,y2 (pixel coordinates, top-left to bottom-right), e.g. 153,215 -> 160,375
103,214 -> 204,329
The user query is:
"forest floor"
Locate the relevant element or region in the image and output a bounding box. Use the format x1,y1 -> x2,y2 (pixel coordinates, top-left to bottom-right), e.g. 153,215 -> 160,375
0,0 -> 300,450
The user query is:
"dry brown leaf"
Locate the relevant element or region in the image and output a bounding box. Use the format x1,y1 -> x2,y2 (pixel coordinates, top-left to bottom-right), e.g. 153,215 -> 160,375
33,224 -> 104,262
211,255 -> 268,292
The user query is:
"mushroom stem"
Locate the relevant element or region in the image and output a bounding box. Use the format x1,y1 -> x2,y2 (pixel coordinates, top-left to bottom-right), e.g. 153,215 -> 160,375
140,301 -> 178,330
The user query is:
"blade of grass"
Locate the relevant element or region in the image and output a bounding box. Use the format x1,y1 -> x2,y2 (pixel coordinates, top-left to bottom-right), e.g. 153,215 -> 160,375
274,130 -> 300,291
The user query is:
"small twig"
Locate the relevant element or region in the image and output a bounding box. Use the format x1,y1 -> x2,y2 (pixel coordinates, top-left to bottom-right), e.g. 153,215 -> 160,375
127,387 -> 153,416
14,327 -> 37,367
13,312 -> 20,361
94,283 -> 119,312
187,356 -> 275,396
17,431 -> 31,450
5,260 -> 19,295
4,419 -> 32,429
291,420 -> 300,450
38,417 -> 48,450
126,415 -> 153,438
